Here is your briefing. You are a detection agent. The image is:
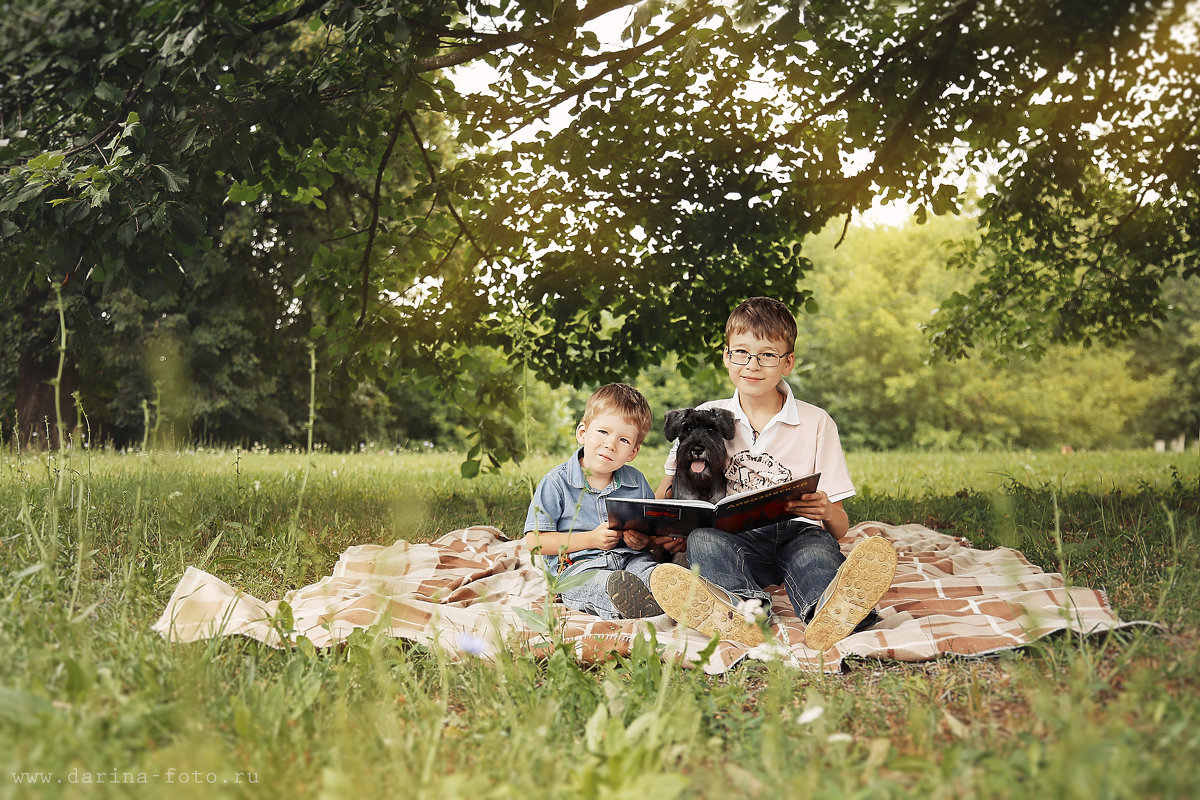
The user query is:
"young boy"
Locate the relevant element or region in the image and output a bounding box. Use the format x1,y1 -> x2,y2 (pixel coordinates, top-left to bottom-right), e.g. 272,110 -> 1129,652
649,297 -> 897,651
523,383 -> 664,620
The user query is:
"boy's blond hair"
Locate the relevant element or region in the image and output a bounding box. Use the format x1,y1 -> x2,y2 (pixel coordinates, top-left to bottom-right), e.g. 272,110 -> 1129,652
725,296 -> 798,352
581,383 -> 653,446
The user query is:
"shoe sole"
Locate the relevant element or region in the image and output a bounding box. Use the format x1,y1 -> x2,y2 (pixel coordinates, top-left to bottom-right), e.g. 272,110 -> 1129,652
804,536 -> 897,652
607,571 -> 664,618
649,564 -> 765,646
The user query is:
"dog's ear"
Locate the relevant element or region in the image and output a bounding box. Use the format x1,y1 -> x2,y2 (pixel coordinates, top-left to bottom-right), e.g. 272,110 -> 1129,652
663,408 -> 688,442
715,408 -> 736,440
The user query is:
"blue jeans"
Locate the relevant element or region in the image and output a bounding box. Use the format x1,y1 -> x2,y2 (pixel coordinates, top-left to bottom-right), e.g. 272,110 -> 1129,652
545,551 -> 660,620
686,520 -> 845,620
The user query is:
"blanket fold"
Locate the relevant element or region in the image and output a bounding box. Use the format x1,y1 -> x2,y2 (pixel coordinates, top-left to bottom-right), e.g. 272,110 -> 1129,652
152,521 -> 1148,673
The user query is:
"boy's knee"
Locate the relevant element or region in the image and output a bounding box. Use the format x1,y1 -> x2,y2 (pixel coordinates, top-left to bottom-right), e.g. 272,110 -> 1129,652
685,527 -> 733,564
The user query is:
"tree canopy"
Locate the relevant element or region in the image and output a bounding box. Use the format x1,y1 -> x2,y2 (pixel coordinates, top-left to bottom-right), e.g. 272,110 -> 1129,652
2,0 -> 1197,452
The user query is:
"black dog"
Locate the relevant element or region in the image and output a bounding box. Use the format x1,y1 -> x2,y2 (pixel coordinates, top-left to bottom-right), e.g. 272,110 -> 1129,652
664,407 -> 736,503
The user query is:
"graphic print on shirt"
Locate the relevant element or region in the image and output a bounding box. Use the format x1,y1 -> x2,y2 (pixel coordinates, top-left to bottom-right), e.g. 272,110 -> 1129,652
725,450 -> 793,494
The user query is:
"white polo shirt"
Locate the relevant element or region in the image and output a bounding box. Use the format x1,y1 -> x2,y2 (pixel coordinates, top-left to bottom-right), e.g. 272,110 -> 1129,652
664,381 -> 856,515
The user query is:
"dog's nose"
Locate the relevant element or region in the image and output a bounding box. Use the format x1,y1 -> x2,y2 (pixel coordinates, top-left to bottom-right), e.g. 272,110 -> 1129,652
689,445 -> 705,457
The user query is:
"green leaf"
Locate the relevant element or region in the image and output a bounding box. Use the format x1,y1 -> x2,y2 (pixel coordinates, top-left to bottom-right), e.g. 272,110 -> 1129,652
931,184 -> 960,216
153,164 -> 189,192
549,571 -> 595,595
94,81 -> 124,103
512,607 -> 550,634
27,152 -> 65,171
227,180 -> 263,204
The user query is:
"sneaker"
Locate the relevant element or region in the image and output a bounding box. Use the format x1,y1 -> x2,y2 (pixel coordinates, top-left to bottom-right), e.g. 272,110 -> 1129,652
607,570 -> 664,619
649,563 -> 767,646
804,536 -> 897,652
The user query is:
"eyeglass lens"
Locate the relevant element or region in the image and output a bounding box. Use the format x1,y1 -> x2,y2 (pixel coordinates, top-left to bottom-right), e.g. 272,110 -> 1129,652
726,349 -> 783,367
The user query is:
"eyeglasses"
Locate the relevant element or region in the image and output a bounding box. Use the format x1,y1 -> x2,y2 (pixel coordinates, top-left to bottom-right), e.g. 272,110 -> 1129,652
725,348 -> 791,367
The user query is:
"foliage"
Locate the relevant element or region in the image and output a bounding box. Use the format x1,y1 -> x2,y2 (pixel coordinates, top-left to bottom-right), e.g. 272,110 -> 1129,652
1129,276 -> 1200,441
927,0 -> 1200,356
798,215 -> 1172,450
3,1 -> 1198,458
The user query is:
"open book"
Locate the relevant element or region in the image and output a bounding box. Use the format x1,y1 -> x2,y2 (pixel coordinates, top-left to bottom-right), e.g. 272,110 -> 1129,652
606,473 -> 821,538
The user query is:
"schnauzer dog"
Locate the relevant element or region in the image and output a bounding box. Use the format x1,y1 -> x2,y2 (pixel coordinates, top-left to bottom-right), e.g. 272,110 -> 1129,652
664,407 -> 736,503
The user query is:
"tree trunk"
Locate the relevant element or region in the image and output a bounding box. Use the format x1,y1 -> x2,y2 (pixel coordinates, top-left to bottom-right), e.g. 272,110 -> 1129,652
16,348 -> 79,450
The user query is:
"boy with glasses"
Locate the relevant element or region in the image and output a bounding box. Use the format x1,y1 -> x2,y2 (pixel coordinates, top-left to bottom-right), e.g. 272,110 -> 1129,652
649,297 -> 897,650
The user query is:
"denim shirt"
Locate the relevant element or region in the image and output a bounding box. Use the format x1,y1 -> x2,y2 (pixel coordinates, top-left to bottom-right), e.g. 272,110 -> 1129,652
524,448 -> 654,578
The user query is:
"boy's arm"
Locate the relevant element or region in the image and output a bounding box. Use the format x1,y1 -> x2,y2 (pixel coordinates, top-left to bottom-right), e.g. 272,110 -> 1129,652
825,500 -> 850,540
523,525 -> 623,556
786,494 -> 850,539
647,475 -> 687,553
654,474 -> 674,499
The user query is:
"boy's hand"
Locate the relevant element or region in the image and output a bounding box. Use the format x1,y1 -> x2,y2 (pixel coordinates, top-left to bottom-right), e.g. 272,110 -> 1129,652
655,535 -> 687,555
787,493 -> 850,539
590,524 -> 624,550
623,530 -> 651,549
788,491 -> 832,521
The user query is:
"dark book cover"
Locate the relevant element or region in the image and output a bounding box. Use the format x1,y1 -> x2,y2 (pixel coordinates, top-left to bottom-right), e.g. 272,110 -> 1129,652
606,473 -> 821,537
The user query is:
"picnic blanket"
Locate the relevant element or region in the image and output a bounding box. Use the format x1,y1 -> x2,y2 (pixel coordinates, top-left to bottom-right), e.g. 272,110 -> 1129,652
152,521 -> 1147,673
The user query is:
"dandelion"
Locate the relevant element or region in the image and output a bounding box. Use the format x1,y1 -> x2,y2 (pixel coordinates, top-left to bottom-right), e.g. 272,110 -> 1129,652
797,705 -> 825,725
457,632 -> 487,657
737,597 -> 765,623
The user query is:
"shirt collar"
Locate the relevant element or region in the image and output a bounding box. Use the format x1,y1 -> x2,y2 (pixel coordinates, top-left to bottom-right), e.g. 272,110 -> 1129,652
567,447 -> 588,488
730,380 -> 801,435
567,447 -> 622,493
774,380 -> 802,425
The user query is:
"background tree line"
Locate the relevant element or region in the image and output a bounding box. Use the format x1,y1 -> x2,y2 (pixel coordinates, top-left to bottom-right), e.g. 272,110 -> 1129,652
4,209 -> 1196,455
2,1 -> 1197,463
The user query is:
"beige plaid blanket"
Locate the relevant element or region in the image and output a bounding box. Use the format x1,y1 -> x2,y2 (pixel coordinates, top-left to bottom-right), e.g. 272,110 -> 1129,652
152,521 -> 1146,673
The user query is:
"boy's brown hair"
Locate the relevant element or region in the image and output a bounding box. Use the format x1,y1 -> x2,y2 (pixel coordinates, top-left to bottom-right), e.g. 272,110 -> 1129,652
725,296 -> 798,352
581,383 -> 653,446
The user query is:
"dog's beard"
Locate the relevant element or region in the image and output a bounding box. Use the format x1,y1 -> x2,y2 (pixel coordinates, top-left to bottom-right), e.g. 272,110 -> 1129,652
674,456 -> 727,503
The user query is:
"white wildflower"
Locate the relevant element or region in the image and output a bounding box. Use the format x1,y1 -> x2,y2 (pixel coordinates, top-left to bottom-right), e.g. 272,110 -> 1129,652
737,598 -> 765,623
797,705 -> 825,725
746,639 -> 795,664
828,733 -> 853,743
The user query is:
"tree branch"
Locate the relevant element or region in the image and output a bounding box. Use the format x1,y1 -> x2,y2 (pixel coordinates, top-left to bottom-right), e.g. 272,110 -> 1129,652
402,109 -> 491,262
356,95 -> 407,328
408,0 -> 642,72
772,0 -> 982,149
245,0 -> 332,35
60,75 -> 146,157
474,6 -> 711,142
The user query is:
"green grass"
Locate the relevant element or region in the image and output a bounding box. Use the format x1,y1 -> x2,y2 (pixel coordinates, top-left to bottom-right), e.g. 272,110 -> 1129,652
1,446 -> 1198,798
